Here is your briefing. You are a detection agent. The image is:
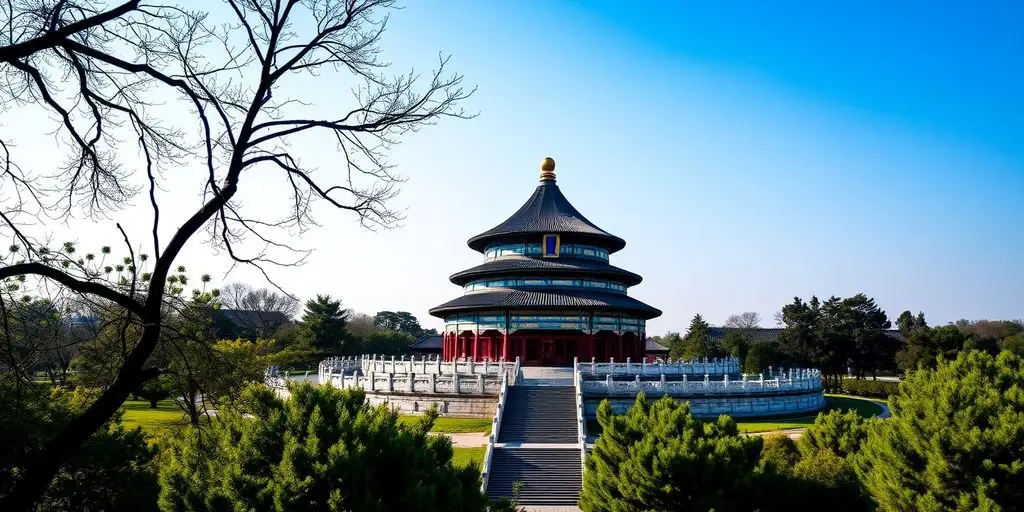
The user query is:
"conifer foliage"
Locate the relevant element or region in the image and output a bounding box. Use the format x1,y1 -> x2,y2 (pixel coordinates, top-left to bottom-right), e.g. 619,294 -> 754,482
158,383 -> 486,512
580,393 -> 762,512
854,350 -> 1024,511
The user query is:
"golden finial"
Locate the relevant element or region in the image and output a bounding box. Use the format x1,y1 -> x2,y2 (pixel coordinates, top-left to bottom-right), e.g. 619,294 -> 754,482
540,156 -> 556,181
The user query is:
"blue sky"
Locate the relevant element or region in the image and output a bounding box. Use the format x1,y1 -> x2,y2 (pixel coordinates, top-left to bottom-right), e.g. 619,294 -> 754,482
370,0 -> 1024,331
7,1 -> 1022,333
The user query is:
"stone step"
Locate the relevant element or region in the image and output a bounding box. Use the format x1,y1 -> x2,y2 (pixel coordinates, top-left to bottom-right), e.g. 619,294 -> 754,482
485,448 -> 582,506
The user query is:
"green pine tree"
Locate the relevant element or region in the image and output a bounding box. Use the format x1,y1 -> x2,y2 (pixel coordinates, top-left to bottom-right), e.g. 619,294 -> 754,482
855,350 -> 1024,511
671,314 -> 718,360
158,383 -> 486,511
296,295 -> 350,352
798,409 -> 868,459
580,393 -> 762,511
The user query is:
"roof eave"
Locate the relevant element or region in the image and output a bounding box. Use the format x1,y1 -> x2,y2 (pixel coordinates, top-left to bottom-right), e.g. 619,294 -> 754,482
466,232 -> 627,253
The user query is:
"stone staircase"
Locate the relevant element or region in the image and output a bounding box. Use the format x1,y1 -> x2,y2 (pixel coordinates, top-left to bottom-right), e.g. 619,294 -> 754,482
486,448 -> 583,506
488,385 -> 582,507
498,387 -> 577,443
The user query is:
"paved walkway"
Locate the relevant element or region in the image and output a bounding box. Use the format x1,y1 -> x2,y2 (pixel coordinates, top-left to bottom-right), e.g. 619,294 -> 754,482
745,428 -> 805,439
875,399 -> 891,419
430,432 -> 488,447
519,367 -> 574,386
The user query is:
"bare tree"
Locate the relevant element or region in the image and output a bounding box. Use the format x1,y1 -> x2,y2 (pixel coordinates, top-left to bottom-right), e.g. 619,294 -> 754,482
724,312 -> 761,330
0,0 -> 472,508
219,282 -> 299,337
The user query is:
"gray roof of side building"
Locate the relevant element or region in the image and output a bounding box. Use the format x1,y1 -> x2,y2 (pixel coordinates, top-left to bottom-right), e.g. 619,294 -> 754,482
216,309 -> 292,328
409,334 -> 443,351
449,256 -> 643,286
706,327 -> 905,343
646,339 -> 669,352
429,288 -> 662,319
466,180 -> 627,253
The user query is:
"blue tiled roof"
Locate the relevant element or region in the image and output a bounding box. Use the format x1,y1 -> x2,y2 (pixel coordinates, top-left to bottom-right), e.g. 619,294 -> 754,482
449,256 -> 642,286
429,288 -> 661,319
467,181 -> 626,253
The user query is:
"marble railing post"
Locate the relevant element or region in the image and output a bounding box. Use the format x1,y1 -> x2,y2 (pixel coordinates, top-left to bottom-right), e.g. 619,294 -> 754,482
477,374 -> 484,394
429,372 -> 437,393
453,373 -> 460,395
407,372 -> 414,393
369,372 -> 376,392
387,373 -> 394,392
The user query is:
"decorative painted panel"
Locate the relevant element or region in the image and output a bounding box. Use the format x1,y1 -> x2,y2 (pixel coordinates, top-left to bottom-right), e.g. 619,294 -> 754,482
542,234 -> 560,258
444,312 -> 645,334
464,278 -> 628,294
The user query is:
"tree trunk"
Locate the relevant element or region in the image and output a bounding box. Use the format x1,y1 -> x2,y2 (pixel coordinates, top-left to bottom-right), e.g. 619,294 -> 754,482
0,368 -> 146,510
0,320 -> 161,512
149,398 -> 158,409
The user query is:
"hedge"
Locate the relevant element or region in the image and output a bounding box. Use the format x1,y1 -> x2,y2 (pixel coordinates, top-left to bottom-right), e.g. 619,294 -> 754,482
838,378 -> 899,399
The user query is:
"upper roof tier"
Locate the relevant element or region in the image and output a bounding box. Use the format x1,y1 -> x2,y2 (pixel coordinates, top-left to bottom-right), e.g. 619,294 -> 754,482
466,158 -> 627,253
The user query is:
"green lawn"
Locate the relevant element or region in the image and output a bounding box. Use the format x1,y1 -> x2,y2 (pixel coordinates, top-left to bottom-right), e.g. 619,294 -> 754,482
735,394 -> 884,433
399,415 -> 493,434
451,446 -> 486,469
120,400 -> 189,439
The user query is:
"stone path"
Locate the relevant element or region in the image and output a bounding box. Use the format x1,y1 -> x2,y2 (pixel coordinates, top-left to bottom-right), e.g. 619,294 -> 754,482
519,367 -> 574,386
431,431 -> 488,447
745,428 -> 805,439
521,506 -> 581,512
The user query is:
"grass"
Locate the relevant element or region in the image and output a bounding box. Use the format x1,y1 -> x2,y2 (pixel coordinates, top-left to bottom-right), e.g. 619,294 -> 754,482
735,394 -> 884,433
451,446 -> 486,469
120,399 -> 190,439
399,415 -> 493,434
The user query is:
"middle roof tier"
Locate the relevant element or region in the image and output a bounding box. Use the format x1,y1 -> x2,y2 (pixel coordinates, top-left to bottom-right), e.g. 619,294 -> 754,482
448,255 -> 643,287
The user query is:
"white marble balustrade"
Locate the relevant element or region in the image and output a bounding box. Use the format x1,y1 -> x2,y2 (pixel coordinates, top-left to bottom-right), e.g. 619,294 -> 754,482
326,371 -> 505,395
577,356 -> 742,377
580,369 -> 823,397
319,355 -> 519,386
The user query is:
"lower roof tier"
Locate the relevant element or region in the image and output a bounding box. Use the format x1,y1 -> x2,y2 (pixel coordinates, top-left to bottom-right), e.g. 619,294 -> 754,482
428,288 -> 662,320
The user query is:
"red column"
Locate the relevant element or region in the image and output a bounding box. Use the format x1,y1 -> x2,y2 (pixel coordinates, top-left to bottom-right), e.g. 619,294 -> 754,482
502,332 -> 509,361
472,332 -> 479,361
617,333 -> 624,360
519,336 -> 527,361
443,333 -> 448,361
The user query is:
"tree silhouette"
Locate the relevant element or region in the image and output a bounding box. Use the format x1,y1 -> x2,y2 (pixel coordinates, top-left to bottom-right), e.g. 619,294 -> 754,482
0,1 -> 472,507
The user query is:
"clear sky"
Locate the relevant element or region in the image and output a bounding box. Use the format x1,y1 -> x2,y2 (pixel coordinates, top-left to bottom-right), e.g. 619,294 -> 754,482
4,1 -> 1023,333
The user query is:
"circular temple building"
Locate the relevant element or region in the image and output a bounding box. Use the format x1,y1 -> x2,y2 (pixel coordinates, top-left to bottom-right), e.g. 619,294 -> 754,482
430,157 -> 662,366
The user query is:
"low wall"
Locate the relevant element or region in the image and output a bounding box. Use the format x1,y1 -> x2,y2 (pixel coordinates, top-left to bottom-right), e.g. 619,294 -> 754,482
584,391 -> 826,419
577,356 -> 741,378
364,391 -> 497,418
582,370 -> 822,397
324,371 -> 506,395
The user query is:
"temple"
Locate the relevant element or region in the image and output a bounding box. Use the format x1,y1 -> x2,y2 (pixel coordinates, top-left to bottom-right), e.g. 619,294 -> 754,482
429,157 -> 661,366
